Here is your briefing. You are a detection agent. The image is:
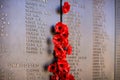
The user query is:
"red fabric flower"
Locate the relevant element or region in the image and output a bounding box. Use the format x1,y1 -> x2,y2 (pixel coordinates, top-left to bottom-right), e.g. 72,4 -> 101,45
53,34 -> 63,45
61,30 -> 69,39
50,75 -> 59,80
54,45 -> 66,59
62,39 -> 69,48
68,74 -> 75,80
57,60 -> 70,73
53,34 -> 69,48
48,63 -> 57,73
66,45 -> 72,55
55,22 -> 68,34
66,74 -> 75,80
62,2 -> 70,14
48,1 -> 74,79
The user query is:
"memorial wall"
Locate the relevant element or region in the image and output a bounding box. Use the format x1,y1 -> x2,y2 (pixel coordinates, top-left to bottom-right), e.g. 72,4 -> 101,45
115,0 -> 120,80
63,0 -> 115,80
0,0 -> 118,80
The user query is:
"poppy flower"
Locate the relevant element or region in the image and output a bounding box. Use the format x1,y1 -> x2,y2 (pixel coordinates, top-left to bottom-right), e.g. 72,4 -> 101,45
64,74 -> 75,80
54,45 -> 66,59
53,34 -> 63,45
48,63 -> 57,73
57,60 -> 70,73
67,74 -> 75,80
53,34 -> 69,48
62,39 -> 69,48
66,45 -> 72,55
50,75 -> 59,80
55,22 -> 68,34
48,1 -> 74,79
57,72 -> 68,80
61,30 -> 69,39
62,2 -> 70,14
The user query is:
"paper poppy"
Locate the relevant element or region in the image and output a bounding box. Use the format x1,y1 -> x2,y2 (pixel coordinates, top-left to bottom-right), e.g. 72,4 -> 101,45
50,75 -> 59,80
48,1 -> 74,80
53,34 -> 63,45
62,2 -> 70,14
55,22 -> 68,34
67,74 -> 75,80
66,45 -> 72,55
53,34 -> 69,48
57,60 -> 70,73
54,45 -> 66,59
65,74 -> 75,80
62,39 -> 69,48
48,63 -> 57,73
61,30 -> 69,39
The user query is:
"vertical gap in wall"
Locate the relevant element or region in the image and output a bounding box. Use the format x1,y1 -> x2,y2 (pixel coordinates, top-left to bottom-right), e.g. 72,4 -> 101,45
114,0 -> 116,80
60,0 -> 62,22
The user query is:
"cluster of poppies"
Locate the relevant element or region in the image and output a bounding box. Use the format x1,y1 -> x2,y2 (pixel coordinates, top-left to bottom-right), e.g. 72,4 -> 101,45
48,2 -> 75,80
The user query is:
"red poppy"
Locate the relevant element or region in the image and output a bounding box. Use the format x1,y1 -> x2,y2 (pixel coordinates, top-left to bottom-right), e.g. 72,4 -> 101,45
57,73 -> 68,80
48,63 -> 57,73
57,60 -> 70,73
55,22 -> 68,34
54,45 -> 66,59
48,1 -> 74,79
67,74 -> 75,80
62,39 -> 69,48
67,45 -> 72,55
62,2 -> 70,14
61,30 -> 69,39
50,75 -> 59,80
53,34 -> 69,48
53,34 -> 63,45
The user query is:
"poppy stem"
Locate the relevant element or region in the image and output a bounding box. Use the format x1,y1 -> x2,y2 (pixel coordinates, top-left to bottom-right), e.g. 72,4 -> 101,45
60,0 -> 62,22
